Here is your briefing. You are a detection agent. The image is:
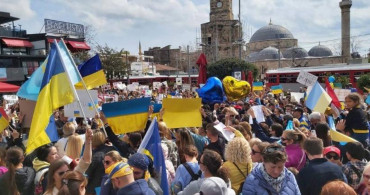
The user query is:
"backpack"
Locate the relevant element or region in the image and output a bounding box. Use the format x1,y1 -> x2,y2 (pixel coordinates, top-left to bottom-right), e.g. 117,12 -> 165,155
182,163 -> 202,182
34,167 -> 48,195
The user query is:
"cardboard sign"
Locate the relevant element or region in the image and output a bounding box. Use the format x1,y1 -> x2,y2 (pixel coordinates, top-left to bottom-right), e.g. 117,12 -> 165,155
297,71 -> 318,86
334,89 -> 351,101
19,99 -> 36,128
290,92 -> 305,102
64,90 -> 98,118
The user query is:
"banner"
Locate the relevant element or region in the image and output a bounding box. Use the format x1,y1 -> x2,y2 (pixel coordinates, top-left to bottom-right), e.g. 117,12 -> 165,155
334,89 -> 351,101
162,98 -> 202,128
297,70 -> 318,86
64,90 -> 98,118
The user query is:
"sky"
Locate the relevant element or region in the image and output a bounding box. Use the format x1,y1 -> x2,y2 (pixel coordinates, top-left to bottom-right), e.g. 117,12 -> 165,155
2,0 -> 370,56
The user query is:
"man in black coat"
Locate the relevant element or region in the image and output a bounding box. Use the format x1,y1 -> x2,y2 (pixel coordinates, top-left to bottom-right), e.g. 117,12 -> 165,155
297,137 -> 346,195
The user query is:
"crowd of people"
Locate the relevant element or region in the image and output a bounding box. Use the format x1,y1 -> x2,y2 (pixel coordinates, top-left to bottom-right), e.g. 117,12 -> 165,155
0,85 -> 369,195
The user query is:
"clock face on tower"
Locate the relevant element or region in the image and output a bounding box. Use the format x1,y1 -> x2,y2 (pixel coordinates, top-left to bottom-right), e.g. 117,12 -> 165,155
217,1 -> 223,8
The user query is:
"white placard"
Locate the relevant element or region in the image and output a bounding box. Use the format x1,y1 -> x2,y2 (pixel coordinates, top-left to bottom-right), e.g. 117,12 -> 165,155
153,82 -> 161,90
297,71 -> 318,86
234,71 -> 242,80
334,89 -> 351,101
214,122 -> 235,142
3,95 -> 18,105
176,78 -> 182,86
64,90 -> 98,118
248,105 -> 265,124
144,90 -> 152,97
182,84 -> 191,91
290,92 -> 305,102
127,84 -> 138,91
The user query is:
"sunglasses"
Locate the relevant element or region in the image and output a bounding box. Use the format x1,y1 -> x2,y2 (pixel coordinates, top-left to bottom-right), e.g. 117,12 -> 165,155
325,154 -> 339,160
264,146 -> 285,154
252,149 -> 261,155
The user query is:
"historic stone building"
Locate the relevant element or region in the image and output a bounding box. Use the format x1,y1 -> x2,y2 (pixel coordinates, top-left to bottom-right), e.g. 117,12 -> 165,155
200,0 -> 242,62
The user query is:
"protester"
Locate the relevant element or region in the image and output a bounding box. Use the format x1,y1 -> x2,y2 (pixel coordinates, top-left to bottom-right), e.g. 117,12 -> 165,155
58,170 -> 88,195
101,150 -> 126,195
297,137 -> 346,195
0,147 -> 7,176
175,128 -> 195,164
315,122 -> 332,147
0,146 -> 35,195
251,141 -> 270,163
342,142 -> 367,189
196,177 -> 235,195
223,137 -> 253,194
55,122 -> 84,157
281,130 -> 306,171
320,180 -> 356,195
65,134 -> 84,159
178,149 -> 230,195
323,146 -> 342,167
242,143 -> 301,194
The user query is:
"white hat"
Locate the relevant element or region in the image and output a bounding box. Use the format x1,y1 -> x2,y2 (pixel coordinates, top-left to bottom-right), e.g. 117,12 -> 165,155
196,177 -> 236,195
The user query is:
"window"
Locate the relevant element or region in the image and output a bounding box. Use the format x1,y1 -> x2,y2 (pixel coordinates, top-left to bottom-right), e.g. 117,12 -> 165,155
22,61 -> 40,76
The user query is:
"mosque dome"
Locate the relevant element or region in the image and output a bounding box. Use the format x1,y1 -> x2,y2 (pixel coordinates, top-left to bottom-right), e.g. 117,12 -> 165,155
308,44 -> 333,57
250,22 -> 294,43
283,47 -> 309,58
258,46 -> 283,60
246,52 -> 259,62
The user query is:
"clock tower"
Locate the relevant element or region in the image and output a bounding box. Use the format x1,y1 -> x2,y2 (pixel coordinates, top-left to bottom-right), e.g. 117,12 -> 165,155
210,0 -> 233,21
201,0 -> 242,62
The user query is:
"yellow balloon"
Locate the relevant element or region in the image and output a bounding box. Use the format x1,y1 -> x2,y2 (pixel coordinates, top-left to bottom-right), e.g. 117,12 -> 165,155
222,76 -> 251,101
330,83 -> 334,89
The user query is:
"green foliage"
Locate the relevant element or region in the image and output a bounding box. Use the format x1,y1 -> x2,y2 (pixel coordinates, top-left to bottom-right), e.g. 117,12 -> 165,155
72,51 -> 91,65
357,74 -> 370,91
96,44 -> 127,79
336,76 -> 350,88
207,58 -> 258,80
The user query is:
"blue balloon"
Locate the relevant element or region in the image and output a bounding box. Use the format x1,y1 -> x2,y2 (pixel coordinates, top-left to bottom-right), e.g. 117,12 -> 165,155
328,76 -> 335,83
197,77 -> 226,104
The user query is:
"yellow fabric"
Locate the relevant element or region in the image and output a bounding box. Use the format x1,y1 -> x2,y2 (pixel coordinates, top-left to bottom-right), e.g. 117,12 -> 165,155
222,76 -> 251,101
32,158 -> 50,172
27,73 -> 75,154
353,129 -> 369,134
234,130 -> 244,138
223,161 -> 252,193
75,70 -> 107,90
272,89 -> 283,94
330,129 -> 358,143
107,112 -> 148,134
253,86 -> 263,91
105,162 -> 133,179
162,98 -> 202,128
0,116 -> 8,133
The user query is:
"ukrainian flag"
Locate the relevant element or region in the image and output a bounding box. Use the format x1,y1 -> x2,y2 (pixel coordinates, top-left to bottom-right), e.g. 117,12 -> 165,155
26,41 -> 81,153
102,98 -> 150,134
150,103 -> 162,120
305,82 -> 332,114
253,82 -> 263,91
138,118 -> 169,195
75,54 -> 107,89
271,84 -> 283,94
0,108 -> 9,133
328,116 -> 357,143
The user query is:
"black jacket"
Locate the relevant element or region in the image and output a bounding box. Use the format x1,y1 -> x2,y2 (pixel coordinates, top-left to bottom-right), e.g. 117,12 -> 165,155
0,166 -> 36,195
105,125 -> 136,158
297,158 -> 345,195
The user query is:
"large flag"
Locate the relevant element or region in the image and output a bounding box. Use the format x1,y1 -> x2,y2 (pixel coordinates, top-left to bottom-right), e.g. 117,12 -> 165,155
102,98 -> 150,134
305,82 -> 332,113
328,116 -> 357,143
325,78 -> 341,109
17,58 -> 48,101
138,118 -> 169,195
75,54 -> 107,89
26,41 -> 81,153
0,108 -> 9,133
271,84 -> 283,94
162,98 -> 202,128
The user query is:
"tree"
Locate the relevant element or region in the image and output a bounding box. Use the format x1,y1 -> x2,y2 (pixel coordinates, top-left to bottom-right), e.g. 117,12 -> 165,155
71,25 -> 98,65
207,58 -> 258,80
96,44 -> 126,79
357,74 -> 370,92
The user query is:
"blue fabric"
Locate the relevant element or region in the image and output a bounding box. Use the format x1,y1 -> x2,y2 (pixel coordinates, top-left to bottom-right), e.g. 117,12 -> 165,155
100,175 -> 117,195
242,163 -> 300,195
196,77 -> 226,104
172,162 -> 201,194
189,132 -> 208,154
117,179 -> 155,195
78,54 -> 102,76
102,98 -> 151,117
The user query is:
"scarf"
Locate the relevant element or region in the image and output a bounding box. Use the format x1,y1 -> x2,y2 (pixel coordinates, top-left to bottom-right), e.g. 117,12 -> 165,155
260,164 -> 285,193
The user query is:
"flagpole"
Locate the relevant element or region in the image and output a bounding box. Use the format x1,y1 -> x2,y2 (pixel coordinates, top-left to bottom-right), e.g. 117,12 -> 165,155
54,39 -> 89,124
60,39 -> 107,137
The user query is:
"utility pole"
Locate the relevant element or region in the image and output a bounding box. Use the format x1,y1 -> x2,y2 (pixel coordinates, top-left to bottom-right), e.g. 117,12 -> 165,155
187,45 -> 191,85
126,52 -> 130,84
239,0 -> 242,60
277,41 -> 281,68
176,53 -> 179,77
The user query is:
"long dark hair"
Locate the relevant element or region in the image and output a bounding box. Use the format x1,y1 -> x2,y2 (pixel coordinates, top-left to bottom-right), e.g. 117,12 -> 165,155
5,147 -> 24,195
45,159 -> 69,193
36,143 -> 54,162
201,150 -> 229,183
57,171 -> 87,195
315,122 -> 332,147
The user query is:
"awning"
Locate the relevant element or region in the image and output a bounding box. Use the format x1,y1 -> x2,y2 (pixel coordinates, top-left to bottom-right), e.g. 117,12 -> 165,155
67,41 -> 90,50
47,38 -> 67,43
1,38 -> 33,47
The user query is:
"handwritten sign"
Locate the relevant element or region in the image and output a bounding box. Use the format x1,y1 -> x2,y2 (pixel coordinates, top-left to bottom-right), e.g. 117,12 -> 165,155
176,78 -> 182,85
297,71 -> 318,86
334,89 -> 351,101
64,90 -> 98,118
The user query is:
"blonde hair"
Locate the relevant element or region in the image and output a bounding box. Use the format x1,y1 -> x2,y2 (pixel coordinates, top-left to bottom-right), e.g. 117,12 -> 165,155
65,134 -> 83,159
293,118 -> 300,129
225,137 -> 252,164
92,130 -> 106,148
158,121 -> 171,140
248,138 -> 262,149
63,122 -> 76,136
283,130 -> 306,147
105,150 -> 126,163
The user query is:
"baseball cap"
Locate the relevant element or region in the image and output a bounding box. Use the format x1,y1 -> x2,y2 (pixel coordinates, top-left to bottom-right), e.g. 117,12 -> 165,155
195,177 -> 235,195
323,146 -> 341,157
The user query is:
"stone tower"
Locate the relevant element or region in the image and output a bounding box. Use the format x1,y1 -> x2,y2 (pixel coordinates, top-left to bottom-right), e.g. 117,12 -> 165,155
339,0 -> 352,64
201,0 -> 241,62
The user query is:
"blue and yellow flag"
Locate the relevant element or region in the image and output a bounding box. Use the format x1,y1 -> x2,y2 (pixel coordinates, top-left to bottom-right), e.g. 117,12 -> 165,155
253,82 -> 263,91
271,84 -> 283,94
306,82 -> 332,113
102,98 -> 150,134
75,54 -> 107,89
0,108 -> 9,133
26,42 -> 81,153
138,118 -> 169,195
328,116 -> 357,143
150,103 -> 162,120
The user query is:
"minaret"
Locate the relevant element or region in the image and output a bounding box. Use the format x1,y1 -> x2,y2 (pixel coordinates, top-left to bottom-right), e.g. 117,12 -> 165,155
339,0 -> 352,64
139,41 -> 143,62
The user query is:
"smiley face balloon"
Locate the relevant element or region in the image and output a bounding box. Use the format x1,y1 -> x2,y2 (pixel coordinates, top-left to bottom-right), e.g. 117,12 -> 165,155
222,76 -> 251,101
